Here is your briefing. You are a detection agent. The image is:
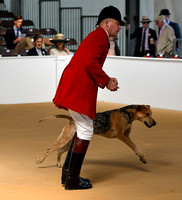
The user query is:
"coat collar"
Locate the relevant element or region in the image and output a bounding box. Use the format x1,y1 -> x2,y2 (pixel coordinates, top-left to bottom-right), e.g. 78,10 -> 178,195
97,26 -> 110,48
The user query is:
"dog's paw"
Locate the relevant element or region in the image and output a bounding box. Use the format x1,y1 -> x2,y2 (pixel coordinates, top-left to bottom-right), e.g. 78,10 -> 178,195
36,158 -> 43,164
140,157 -> 147,164
56,163 -> 62,168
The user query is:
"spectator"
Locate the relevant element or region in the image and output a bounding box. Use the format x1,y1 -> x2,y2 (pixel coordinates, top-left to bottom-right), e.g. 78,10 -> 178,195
159,9 -> 181,39
108,37 -> 120,56
127,16 -> 157,57
27,34 -> 47,56
53,5 -> 125,190
155,15 -> 176,57
4,15 -> 33,52
50,34 -> 73,55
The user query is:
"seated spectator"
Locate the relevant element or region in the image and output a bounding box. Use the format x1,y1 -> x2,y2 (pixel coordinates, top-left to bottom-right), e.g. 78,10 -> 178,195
155,15 -> 176,57
27,34 -> 47,56
49,34 -> 73,55
4,15 -> 34,52
126,16 -> 157,57
108,37 -> 120,56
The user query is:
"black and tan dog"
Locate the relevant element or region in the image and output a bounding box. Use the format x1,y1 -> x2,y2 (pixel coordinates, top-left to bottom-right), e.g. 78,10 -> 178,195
36,105 -> 156,167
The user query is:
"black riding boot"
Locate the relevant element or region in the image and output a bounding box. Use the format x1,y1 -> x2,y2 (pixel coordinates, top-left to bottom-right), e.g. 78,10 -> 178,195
61,132 -> 77,184
65,137 -> 92,190
61,133 -> 91,185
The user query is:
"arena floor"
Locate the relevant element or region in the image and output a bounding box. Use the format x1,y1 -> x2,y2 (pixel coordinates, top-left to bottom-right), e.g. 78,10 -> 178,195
0,102 -> 182,200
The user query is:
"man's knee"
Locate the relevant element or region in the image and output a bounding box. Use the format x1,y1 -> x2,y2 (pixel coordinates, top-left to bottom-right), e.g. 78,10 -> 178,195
77,130 -> 93,141
25,37 -> 30,42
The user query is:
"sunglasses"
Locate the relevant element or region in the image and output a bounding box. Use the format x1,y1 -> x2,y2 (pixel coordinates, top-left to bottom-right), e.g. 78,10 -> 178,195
142,22 -> 149,24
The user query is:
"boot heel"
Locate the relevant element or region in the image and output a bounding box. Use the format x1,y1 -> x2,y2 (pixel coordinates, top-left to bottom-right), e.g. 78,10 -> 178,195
65,175 -> 92,190
62,169 -> 91,185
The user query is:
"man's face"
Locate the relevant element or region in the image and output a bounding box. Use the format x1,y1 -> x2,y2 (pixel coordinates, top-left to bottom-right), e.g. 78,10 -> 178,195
142,22 -> 150,28
156,20 -> 164,29
108,19 -> 121,38
164,15 -> 170,21
35,38 -> 43,49
14,19 -> 23,28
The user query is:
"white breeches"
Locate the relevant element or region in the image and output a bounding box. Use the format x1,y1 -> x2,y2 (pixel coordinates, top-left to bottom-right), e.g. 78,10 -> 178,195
68,109 -> 93,141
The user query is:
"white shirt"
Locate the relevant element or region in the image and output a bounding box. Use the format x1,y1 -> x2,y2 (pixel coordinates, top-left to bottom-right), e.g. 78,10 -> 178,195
13,26 -> 21,37
35,47 -> 43,56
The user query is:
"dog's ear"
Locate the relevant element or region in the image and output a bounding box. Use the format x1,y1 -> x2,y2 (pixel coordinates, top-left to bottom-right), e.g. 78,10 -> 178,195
146,105 -> 150,108
136,105 -> 143,112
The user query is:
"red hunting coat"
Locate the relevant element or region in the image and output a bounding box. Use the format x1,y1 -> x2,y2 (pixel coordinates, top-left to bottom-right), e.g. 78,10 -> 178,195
53,26 -> 110,120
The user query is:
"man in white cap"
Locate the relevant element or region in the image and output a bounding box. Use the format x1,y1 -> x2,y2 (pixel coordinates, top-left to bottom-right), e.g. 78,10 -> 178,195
127,16 -> 157,57
159,9 -> 181,39
155,15 -> 176,57
53,5 -> 125,190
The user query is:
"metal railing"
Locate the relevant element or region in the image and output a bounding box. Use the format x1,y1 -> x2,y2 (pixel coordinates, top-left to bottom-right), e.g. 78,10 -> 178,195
81,16 -> 98,40
60,7 -> 82,51
39,0 -> 59,33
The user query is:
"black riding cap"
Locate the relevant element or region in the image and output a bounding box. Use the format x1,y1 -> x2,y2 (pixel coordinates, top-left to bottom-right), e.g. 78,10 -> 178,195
159,9 -> 171,16
96,5 -> 125,26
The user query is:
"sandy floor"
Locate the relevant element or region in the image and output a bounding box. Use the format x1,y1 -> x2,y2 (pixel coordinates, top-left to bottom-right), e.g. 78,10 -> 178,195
0,102 -> 182,200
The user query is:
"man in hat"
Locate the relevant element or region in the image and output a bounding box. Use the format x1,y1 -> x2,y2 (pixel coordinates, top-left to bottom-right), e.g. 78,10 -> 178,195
126,16 -> 157,57
27,34 -> 47,56
159,9 -> 181,39
53,5 -> 125,190
155,15 -> 175,57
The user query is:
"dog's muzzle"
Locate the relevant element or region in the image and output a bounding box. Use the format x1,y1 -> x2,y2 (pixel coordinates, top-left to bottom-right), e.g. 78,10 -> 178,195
144,120 -> 157,128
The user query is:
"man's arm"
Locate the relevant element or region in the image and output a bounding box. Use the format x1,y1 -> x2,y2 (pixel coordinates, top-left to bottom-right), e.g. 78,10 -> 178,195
5,29 -> 16,49
165,27 -> 176,54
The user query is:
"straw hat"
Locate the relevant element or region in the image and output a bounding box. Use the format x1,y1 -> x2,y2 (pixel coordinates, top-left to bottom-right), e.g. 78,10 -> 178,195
140,16 -> 152,23
50,34 -> 70,44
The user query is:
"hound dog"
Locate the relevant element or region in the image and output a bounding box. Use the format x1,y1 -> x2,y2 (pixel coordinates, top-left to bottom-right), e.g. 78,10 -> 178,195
36,105 -> 156,167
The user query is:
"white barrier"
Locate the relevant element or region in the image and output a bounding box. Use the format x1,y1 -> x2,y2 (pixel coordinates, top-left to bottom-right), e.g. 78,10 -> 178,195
99,56 -> 182,111
0,56 -> 57,104
0,55 -> 182,111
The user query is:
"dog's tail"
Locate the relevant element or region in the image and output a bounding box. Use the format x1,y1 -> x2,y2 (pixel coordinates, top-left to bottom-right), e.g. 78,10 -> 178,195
39,115 -> 72,123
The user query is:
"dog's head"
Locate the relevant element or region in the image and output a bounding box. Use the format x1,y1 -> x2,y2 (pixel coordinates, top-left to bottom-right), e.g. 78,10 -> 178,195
135,105 -> 156,128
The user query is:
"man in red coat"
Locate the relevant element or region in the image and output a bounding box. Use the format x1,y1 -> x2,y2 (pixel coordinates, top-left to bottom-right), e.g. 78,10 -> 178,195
53,5 -> 125,190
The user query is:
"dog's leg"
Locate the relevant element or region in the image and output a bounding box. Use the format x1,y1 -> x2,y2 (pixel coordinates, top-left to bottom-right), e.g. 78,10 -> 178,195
36,142 -> 61,164
116,134 -> 147,164
57,142 -> 70,168
36,122 -> 76,165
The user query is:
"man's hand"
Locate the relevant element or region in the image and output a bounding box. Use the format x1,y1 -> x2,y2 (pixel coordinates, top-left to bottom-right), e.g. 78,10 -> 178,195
14,37 -> 23,44
126,24 -> 131,30
106,78 -> 119,91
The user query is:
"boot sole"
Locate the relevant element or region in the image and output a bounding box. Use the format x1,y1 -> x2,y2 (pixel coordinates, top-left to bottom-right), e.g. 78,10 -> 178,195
65,185 -> 92,190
